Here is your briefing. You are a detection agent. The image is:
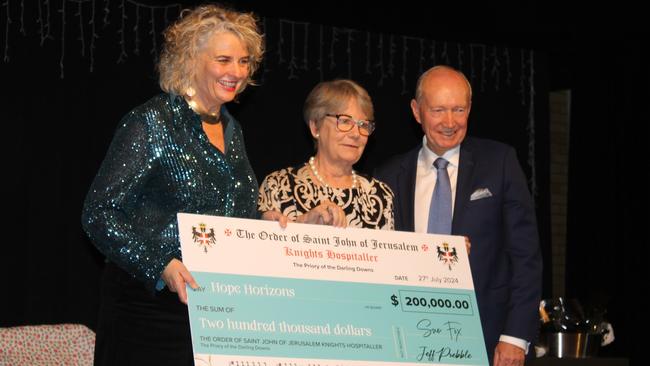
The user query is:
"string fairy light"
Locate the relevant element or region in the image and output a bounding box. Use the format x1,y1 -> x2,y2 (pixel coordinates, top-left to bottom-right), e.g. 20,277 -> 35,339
1,2 -> 535,109
89,0 -> 96,71
343,28 -> 353,78
365,31 -> 371,74
480,44 -> 487,92
317,23 -> 323,80
287,20 -> 298,78
504,46 -> 512,86
519,48 -> 526,105
35,0 -> 53,48
45,0 -> 53,42
469,44 -> 477,84
418,38 -> 425,75
401,36 -> 409,94
133,4 -> 139,55
149,6 -> 157,62
259,16 -> 268,82
37,0 -> 44,43
59,0 -> 66,77
102,0 -> 109,26
73,0 -> 86,57
285,20 -> 308,78
375,34 -> 385,86
490,45 -> 500,91
328,26 -> 338,70
429,40 -> 436,66
0,1 -> 538,192
526,50 -> 537,199
1,0 -> 534,90
301,22 -> 308,71
277,19 -> 285,65
18,0 -> 23,35
116,0 -> 126,63
441,41 -> 449,65
387,34 -> 395,77
3,0 -> 11,62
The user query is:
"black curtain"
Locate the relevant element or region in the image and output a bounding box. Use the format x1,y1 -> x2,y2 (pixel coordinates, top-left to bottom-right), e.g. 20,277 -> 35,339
566,31 -> 648,365
1,0 -> 555,357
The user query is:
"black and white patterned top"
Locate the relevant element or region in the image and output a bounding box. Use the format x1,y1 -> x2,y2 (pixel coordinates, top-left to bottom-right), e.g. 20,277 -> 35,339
258,164 -> 394,230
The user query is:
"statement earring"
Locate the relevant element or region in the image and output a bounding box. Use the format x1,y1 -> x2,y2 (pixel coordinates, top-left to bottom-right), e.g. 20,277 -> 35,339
185,87 -> 198,111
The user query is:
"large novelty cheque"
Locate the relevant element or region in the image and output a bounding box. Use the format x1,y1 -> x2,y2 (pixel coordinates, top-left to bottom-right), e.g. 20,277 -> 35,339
178,213 -> 488,366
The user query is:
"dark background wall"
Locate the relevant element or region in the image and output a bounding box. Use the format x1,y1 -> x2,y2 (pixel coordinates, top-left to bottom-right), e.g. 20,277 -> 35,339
1,1 -> 646,364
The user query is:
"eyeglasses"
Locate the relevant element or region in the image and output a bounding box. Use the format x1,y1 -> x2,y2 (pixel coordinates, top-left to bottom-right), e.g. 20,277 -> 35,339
325,113 -> 376,136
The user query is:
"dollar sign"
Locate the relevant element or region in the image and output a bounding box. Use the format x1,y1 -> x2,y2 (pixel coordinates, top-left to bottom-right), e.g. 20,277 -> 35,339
391,294 -> 399,306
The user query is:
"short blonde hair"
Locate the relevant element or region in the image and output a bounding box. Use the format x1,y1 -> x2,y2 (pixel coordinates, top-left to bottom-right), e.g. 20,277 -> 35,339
303,79 -> 374,127
158,4 -> 264,95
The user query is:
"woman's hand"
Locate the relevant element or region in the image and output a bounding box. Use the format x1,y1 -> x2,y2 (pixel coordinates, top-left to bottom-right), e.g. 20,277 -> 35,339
297,200 -> 347,228
161,258 -> 198,304
261,210 -> 289,228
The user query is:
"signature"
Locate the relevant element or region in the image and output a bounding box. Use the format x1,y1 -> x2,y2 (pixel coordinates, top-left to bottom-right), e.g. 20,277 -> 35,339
416,319 -> 463,341
417,346 -> 472,362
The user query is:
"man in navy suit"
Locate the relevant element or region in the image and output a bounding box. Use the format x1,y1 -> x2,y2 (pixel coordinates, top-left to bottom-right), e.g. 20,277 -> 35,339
375,65 -> 542,366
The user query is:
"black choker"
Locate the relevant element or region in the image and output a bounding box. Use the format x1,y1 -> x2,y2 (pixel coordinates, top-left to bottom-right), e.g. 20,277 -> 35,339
200,114 -> 221,124
185,97 -> 220,124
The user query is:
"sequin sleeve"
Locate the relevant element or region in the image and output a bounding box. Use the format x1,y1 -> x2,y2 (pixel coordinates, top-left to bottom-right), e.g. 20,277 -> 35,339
81,104 -> 177,291
82,94 -> 258,291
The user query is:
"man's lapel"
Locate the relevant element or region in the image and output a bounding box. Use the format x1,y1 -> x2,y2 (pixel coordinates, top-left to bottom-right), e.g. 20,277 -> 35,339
453,141 -> 476,233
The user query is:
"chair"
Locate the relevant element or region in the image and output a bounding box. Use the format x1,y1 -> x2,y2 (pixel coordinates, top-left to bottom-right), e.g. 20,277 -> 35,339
0,324 -> 95,366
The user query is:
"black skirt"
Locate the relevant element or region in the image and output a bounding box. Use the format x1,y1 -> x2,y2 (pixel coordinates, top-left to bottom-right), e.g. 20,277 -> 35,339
93,262 -> 194,366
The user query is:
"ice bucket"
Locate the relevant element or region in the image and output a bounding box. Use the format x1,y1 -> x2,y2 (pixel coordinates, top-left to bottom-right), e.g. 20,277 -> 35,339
544,332 -> 601,358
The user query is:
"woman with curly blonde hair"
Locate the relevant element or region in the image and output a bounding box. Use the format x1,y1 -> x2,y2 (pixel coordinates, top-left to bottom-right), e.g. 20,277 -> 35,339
82,4 -> 264,365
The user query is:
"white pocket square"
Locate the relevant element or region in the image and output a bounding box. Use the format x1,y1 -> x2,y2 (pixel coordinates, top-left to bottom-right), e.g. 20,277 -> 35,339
470,188 -> 492,201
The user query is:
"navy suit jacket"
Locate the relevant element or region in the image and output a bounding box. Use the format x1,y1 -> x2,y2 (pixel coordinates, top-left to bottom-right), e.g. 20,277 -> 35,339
375,137 -> 542,360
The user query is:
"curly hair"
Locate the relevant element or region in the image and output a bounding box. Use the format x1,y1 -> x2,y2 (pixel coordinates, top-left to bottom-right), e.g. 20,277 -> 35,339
158,4 -> 264,95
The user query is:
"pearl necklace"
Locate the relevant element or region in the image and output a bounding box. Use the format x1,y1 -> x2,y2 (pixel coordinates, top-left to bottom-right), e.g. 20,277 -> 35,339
308,156 -> 357,189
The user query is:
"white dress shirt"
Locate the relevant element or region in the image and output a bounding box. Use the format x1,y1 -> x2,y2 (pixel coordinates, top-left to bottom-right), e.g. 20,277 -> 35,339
414,137 -> 460,234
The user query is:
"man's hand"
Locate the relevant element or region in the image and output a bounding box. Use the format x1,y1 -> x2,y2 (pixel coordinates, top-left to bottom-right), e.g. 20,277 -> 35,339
493,341 -> 525,366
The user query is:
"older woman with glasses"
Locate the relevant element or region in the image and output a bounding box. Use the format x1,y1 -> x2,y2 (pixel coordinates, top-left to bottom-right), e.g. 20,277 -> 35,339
258,79 -> 394,229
